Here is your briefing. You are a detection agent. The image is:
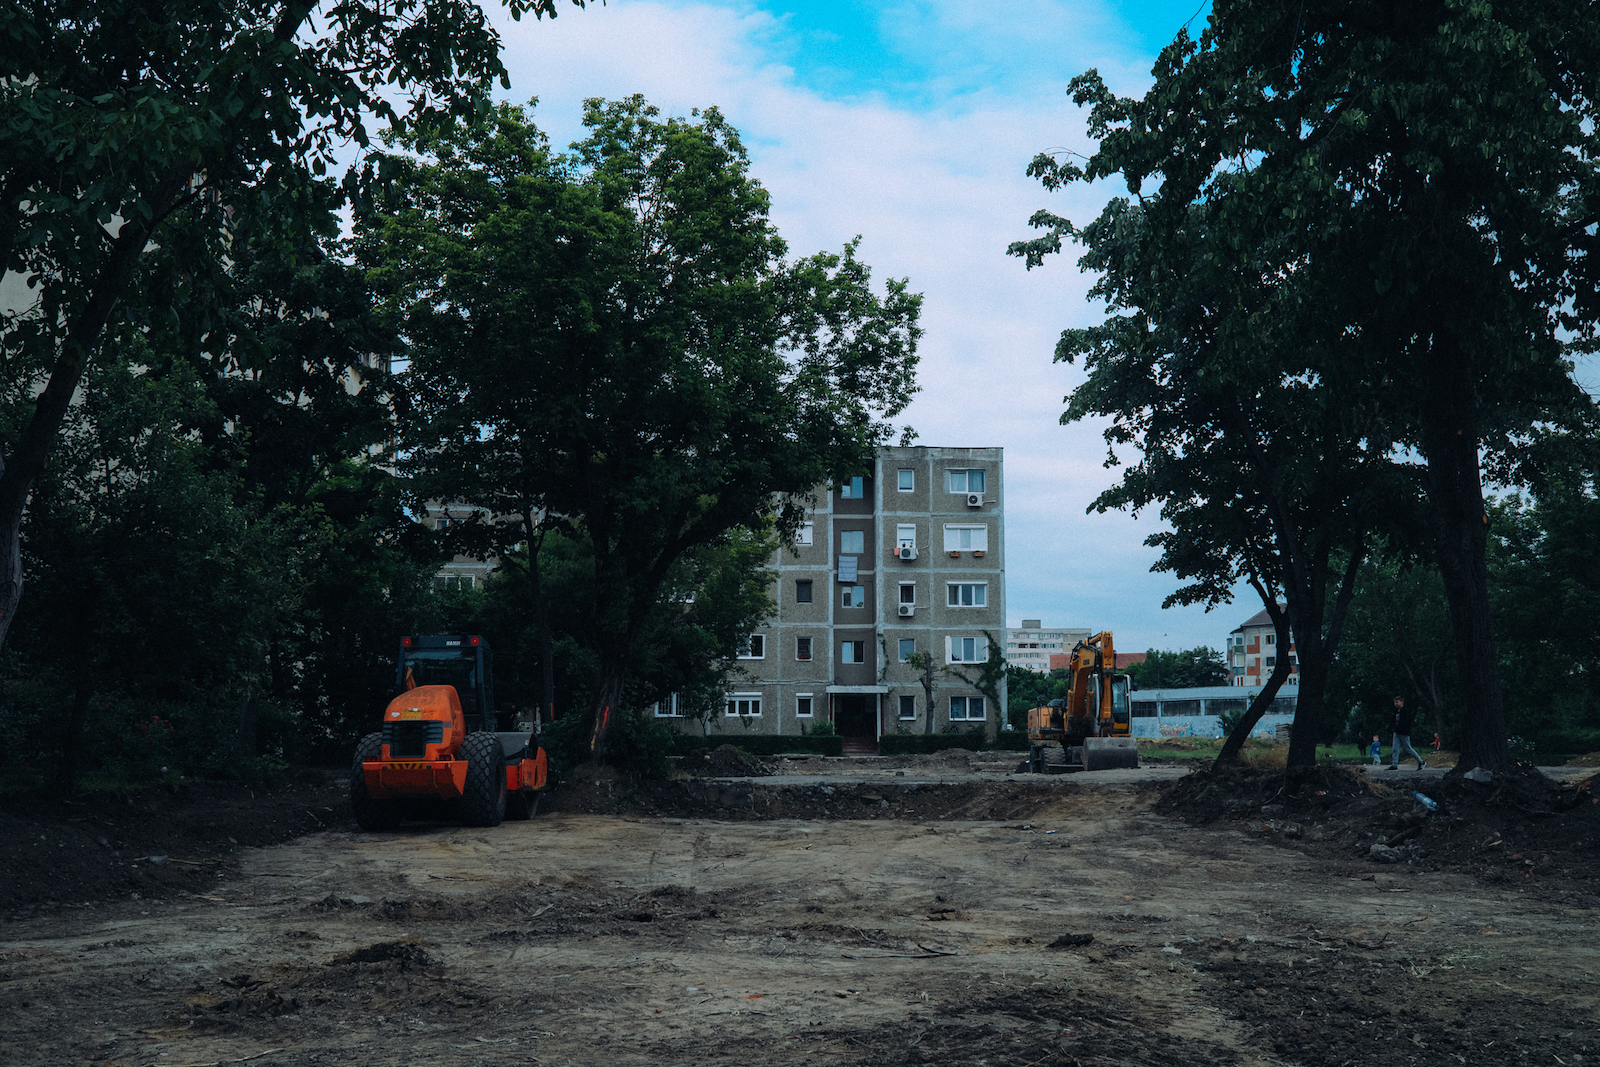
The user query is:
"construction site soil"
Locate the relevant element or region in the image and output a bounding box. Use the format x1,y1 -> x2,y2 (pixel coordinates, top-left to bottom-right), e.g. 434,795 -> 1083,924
2,750 -> 1596,1067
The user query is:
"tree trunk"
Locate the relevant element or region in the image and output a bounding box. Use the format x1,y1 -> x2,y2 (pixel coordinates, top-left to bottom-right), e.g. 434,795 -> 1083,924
523,518 -> 556,723
1420,332 -> 1512,774
587,669 -> 625,760
0,182 -> 174,653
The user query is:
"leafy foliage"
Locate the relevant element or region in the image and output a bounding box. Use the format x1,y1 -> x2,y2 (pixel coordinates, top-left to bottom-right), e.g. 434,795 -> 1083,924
364,97 -> 921,758
1012,0 -> 1600,772
1125,647 -> 1229,690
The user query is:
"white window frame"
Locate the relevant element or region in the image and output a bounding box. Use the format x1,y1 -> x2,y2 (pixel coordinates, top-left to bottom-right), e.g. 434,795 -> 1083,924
652,693 -> 682,717
948,695 -> 986,720
796,636 -> 813,661
725,694 -> 762,717
795,522 -> 814,546
898,695 -> 917,720
839,529 -> 865,554
946,582 -> 988,607
946,635 -> 983,664
841,584 -> 866,609
738,634 -> 765,659
942,524 -> 988,552
841,640 -> 866,664
839,476 -> 865,498
795,579 -> 813,603
945,469 -> 986,494
898,582 -> 916,605
898,638 -> 915,662
896,523 -> 916,552
897,468 -> 915,491
796,694 -> 814,718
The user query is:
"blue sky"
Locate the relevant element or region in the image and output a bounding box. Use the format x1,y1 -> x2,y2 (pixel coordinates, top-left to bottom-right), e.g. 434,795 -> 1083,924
490,0 -> 1243,654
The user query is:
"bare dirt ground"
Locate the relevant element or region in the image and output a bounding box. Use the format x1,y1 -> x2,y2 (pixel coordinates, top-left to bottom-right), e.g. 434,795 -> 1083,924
2,752 -> 1597,1067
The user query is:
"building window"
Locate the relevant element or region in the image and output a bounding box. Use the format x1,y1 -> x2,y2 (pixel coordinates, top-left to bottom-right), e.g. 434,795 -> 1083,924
841,640 -> 866,664
949,695 -> 985,720
795,579 -> 813,603
434,573 -> 475,591
897,469 -> 915,491
796,636 -> 813,661
725,695 -> 761,717
840,530 -> 864,554
945,469 -> 986,494
898,638 -> 915,662
1265,633 -> 1275,645
796,694 -> 813,717
898,582 -> 915,604
942,524 -> 988,552
896,524 -> 916,553
1265,656 -> 1276,668
946,582 -> 987,607
839,476 -> 865,499
841,585 -> 866,608
652,694 -> 682,717
947,635 -> 982,663
795,523 -> 814,546
738,634 -> 765,659
899,695 -> 917,719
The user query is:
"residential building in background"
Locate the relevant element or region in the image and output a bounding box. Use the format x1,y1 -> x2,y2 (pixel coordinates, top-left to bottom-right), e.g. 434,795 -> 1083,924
1227,606 -> 1297,686
1006,621 -> 1089,673
666,446 -> 1005,751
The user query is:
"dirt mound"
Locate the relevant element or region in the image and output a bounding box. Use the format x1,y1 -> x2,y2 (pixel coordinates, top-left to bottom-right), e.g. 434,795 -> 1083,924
1156,763 -> 1379,824
1158,763 -> 1600,899
0,770 -> 350,915
692,743 -> 772,777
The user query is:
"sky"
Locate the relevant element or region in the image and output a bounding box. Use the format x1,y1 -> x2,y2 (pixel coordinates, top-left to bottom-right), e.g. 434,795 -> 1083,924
485,0 -> 1239,653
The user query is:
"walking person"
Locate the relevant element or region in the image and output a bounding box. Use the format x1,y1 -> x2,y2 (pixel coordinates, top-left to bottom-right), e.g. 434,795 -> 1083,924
1369,735 -> 1383,766
1390,696 -> 1426,770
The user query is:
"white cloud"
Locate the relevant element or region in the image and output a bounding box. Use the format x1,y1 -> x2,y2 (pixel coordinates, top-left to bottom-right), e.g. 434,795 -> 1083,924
490,0 -> 1254,650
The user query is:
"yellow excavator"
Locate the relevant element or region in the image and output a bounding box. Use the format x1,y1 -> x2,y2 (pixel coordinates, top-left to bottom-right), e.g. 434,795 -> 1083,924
1020,631 -> 1139,773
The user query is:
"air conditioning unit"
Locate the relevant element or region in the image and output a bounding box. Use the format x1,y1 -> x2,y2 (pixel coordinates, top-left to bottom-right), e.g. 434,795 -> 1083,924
898,604 -> 915,617
897,545 -> 917,560
966,493 -> 984,508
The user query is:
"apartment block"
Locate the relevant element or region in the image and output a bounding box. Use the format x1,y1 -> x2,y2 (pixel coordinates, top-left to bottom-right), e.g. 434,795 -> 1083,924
1005,621 -> 1090,673
1227,606 -> 1298,685
669,446 -> 1006,750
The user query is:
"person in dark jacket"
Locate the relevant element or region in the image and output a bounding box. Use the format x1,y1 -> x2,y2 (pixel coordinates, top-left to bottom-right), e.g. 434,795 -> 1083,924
1390,696 -> 1426,770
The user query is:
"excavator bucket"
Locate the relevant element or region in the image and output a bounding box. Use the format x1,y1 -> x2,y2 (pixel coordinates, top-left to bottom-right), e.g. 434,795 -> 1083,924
1082,737 -> 1139,771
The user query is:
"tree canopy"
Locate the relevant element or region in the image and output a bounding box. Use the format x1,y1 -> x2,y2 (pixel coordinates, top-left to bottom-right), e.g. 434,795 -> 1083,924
1125,648 -> 1230,691
0,0 -> 582,653
1014,0 -> 1600,773
363,97 -> 922,757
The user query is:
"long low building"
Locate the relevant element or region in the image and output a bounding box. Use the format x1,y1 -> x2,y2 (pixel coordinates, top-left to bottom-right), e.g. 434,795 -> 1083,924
1129,684 -> 1298,739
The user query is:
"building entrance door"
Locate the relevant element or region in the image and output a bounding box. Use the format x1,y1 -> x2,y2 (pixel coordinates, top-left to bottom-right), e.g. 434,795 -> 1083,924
833,694 -> 875,738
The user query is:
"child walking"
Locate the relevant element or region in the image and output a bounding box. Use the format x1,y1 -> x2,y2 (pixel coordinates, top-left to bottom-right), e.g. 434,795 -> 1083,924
1369,735 -> 1382,766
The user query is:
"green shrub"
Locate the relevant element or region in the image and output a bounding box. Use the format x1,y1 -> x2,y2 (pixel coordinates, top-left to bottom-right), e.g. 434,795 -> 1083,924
539,707 -> 675,781
987,730 -> 1032,751
804,719 -> 837,737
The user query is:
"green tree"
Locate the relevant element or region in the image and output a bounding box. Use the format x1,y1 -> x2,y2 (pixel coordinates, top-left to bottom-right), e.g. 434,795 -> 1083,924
0,0 -> 581,656
364,98 -> 922,760
1327,556 -> 1459,751
1125,647 -> 1229,690
1005,666 -> 1072,731
1489,485 -> 1600,755
1013,188 -> 1399,770
1013,2 -> 1600,773
3,344 -> 295,786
